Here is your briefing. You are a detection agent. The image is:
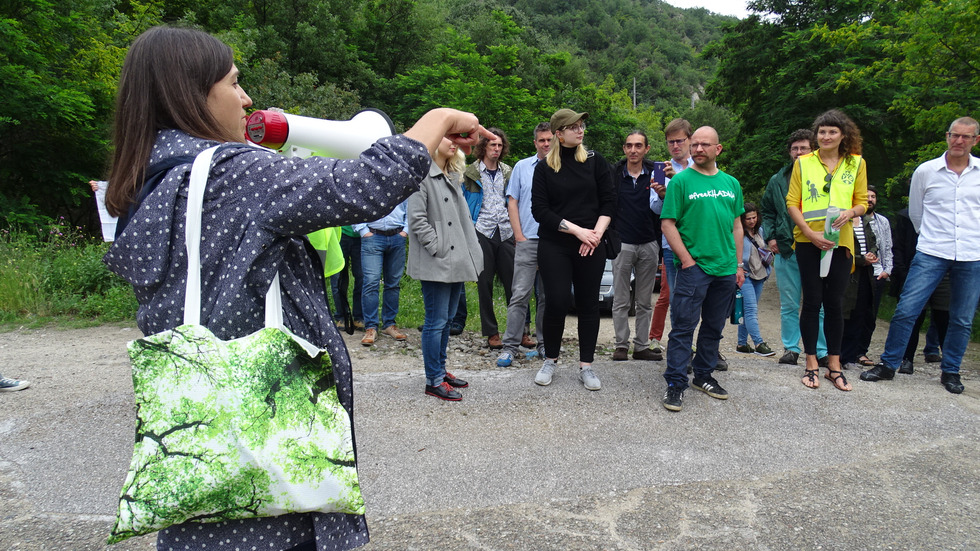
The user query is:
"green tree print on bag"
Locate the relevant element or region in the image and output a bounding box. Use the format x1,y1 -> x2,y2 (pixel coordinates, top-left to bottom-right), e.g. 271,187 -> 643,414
108,324 -> 364,544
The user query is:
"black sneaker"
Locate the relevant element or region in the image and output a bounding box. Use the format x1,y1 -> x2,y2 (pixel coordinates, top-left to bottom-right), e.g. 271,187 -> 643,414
924,353 -> 943,364
443,372 -> 469,388
663,386 -> 684,412
715,352 -> 729,372
692,376 -> 729,400
941,372 -> 964,394
449,323 -> 464,336
425,382 -> 462,401
898,359 -> 914,374
860,363 -> 895,382
778,350 -> 800,365
817,356 -> 830,368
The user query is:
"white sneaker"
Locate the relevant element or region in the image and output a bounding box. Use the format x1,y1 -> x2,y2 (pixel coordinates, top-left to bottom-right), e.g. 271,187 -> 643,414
579,366 -> 601,391
651,339 -> 662,353
535,359 -> 557,386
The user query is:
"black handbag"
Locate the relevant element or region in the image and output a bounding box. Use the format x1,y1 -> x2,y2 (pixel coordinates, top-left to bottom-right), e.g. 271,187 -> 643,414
602,228 -> 621,259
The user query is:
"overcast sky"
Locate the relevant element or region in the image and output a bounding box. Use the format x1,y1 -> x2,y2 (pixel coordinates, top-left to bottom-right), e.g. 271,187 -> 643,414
665,0 -> 751,19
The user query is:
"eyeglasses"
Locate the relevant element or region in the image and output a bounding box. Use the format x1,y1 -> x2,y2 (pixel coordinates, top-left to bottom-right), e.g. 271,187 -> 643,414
948,132 -> 978,141
564,123 -> 586,132
667,138 -> 688,146
790,146 -> 811,153
689,142 -> 716,150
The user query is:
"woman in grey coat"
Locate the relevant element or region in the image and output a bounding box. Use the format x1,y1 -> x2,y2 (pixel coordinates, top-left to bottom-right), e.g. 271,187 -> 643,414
407,137 -> 484,400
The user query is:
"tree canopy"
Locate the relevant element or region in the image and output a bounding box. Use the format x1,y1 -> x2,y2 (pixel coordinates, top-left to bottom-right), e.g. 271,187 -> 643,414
1,0 -> 976,227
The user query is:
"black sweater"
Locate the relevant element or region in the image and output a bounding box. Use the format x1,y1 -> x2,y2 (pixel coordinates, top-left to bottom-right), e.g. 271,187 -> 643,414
612,158 -> 661,245
531,145 -> 616,246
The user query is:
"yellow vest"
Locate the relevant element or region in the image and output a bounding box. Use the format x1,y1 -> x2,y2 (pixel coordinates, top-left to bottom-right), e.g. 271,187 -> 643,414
307,227 -> 345,278
797,153 -> 862,222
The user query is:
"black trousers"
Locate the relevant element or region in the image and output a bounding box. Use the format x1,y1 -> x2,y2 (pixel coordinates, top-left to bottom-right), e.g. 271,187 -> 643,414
796,242 -> 851,357
537,237 -> 606,363
476,229 -> 516,336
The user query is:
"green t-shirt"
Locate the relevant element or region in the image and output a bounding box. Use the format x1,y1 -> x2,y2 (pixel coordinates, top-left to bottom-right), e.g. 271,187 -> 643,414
661,168 -> 745,276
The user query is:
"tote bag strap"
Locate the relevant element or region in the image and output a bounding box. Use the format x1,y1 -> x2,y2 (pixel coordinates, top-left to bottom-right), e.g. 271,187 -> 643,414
183,146 -> 284,330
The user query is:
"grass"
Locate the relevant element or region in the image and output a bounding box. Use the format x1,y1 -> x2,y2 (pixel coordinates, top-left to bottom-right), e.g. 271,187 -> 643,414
0,223 -> 138,330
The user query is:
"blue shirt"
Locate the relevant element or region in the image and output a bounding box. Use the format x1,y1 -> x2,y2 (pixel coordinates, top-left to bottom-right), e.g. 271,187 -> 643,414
353,200 -> 408,236
506,154 -> 542,239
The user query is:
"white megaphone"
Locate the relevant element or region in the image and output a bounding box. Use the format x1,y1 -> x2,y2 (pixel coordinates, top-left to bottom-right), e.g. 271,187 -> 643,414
245,109 -> 396,159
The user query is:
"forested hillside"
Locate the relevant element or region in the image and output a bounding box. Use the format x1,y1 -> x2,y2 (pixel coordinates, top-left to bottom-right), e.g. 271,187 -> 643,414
0,0 -> 732,230
1,0 -> 977,231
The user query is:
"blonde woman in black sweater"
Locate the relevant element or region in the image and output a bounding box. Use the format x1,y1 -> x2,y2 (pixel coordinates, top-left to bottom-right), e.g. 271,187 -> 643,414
531,109 -> 616,390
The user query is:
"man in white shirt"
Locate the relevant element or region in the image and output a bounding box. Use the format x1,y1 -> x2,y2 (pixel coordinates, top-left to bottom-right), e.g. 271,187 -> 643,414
861,117 -> 980,393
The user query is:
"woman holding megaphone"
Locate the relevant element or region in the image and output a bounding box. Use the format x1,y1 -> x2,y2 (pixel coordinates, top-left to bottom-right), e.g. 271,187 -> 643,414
786,109 -> 868,392
104,25 -> 491,551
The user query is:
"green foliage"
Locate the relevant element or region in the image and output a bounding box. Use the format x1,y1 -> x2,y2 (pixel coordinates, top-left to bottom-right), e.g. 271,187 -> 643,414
0,0 -> 144,228
0,224 -> 136,325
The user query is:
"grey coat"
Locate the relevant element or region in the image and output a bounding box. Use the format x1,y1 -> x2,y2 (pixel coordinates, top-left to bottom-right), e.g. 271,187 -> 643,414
407,162 -> 484,282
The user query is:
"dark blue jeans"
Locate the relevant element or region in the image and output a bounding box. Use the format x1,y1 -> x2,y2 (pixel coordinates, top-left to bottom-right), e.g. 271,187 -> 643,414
664,264 -> 736,390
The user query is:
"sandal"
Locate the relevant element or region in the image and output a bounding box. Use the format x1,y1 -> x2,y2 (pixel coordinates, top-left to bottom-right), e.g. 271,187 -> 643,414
825,370 -> 852,391
858,356 -> 874,366
802,368 -> 820,389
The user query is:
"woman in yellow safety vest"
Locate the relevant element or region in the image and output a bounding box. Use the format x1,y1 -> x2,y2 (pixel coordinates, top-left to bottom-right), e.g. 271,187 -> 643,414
786,109 -> 868,392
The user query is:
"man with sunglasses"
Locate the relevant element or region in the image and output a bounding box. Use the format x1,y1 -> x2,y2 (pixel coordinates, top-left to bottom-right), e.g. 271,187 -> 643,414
861,117 -> 980,394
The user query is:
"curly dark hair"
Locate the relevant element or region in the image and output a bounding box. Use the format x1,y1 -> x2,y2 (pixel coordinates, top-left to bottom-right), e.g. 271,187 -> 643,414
786,128 -> 813,155
811,109 -> 862,161
473,127 -> 509,161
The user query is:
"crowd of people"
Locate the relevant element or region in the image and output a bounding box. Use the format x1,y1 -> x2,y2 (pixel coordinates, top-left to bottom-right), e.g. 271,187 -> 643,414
317,110 -> 980,408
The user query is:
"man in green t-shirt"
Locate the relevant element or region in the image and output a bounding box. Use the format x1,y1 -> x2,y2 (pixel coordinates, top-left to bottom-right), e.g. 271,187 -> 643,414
660,126 -> 745,412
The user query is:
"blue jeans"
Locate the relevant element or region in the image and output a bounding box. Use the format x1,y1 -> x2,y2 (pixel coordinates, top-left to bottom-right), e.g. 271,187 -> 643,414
738,277 -> 766,346
360,233 -> 406,330
665,264 -> 736,390
774,253 -> 827,356
663,248 -> 677,301
420,280 -> 464,385
880,252 -> 980,374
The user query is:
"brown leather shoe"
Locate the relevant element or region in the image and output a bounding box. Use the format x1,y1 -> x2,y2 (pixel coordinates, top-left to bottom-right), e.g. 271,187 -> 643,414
633,347 -> 662,361
612,347 -> 628,361
361,327 -> 377,346
521,332 -> 536,348
487,333 -> 503,349
382,325 -> 407,341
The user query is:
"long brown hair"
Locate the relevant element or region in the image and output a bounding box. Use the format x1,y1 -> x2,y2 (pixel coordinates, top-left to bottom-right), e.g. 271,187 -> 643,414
106,26 -> 237,217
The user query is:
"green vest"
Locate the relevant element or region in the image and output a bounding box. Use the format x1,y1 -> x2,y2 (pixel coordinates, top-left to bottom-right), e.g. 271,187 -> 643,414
797,153 -> 861,222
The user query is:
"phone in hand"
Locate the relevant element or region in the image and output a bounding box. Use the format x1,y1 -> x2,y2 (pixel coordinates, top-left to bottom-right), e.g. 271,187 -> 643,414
652,161 -> 667,186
